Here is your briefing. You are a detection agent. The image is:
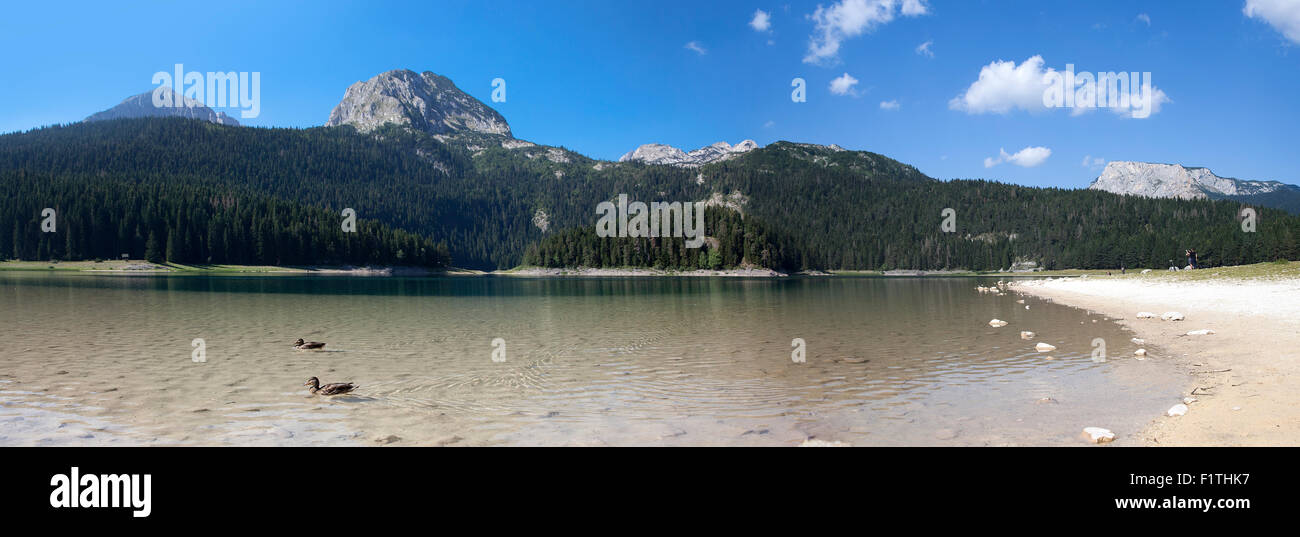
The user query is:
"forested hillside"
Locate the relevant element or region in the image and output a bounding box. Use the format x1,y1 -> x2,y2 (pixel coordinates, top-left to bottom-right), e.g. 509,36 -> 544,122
1,118 -> 1297,271
0,170 -> 449,267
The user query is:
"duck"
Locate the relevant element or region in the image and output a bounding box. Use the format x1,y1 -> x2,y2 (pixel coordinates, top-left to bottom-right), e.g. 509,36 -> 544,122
304,377 -> 357,396
293,338 -> 326,350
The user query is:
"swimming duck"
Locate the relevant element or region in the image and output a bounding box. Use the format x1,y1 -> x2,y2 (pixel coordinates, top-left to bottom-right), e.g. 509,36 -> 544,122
304,377 -> 357,396
293,338 -> 326,350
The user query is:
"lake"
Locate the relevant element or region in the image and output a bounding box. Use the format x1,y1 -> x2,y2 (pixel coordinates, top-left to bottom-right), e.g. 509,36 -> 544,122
0,272 -> 1185,446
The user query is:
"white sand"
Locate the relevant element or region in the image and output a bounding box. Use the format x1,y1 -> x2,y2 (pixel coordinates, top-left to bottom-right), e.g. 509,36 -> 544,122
1012,276 -> 1300,446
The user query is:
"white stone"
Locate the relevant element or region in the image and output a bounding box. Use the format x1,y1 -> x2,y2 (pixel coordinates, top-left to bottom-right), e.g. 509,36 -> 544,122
1161,312 -> 1185,321
989,319 -> 1008,327
1167,403 -> 1188,417
1141,269 -> 1152,274
1131,338 -> 1145,345
1134,349 -> 1147,356
1183,396 -> 1197,404
1082,427 -> 1116,444
1020,331 -> 1035,340
799,438 -> 851,447
1136,312 -> 1157,319
1035,343 -> 1057,352
1186,329 -> 1214,336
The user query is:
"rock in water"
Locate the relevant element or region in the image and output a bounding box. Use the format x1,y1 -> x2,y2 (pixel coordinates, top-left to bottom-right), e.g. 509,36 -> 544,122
1035,343 -> 1056,352
799,438 -> 851,447
988,319 -> 1009,327
1134,349 -> 1147,356
1136,312 -> 1157,319
1131,338 -> 1145,345
1161,312 -> 1185,321
327,69 -> 511,136
1186,329 -> 1214,336
1167,404 -> 1188,417
1020,331 -> 1035,340
1082,427 -> 1116,444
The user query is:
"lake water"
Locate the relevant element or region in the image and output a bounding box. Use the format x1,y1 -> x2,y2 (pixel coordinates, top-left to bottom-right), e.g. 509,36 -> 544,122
0,273 -> 1186,446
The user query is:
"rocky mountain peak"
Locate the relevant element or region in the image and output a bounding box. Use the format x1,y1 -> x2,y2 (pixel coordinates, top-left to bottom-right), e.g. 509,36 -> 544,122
326,69 -> 510,137
84,87 -> 240,126
1089,161 -> 1287,200
618,139 -> 760,167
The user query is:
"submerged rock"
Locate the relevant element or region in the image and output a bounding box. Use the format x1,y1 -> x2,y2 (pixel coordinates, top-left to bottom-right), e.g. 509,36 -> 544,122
989,319 -> 1009,327
1082,427 -> 1116,444
800,438 -> 851,447
1020,331 -> 1035,340
1035,342 -> 1057,352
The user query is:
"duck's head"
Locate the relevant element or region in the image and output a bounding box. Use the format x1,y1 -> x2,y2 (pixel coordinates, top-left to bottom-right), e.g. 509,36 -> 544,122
303,377 -> 320,387
294,338 -> 306,346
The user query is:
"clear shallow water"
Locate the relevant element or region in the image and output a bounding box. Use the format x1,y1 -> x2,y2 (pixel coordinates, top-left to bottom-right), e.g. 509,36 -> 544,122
0,273 -> 1185,446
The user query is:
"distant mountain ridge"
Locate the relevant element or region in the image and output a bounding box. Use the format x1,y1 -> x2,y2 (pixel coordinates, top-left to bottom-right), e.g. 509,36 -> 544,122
1089,161 -> 1300,213
619,140 -> 759,167
84,88 -> 240,126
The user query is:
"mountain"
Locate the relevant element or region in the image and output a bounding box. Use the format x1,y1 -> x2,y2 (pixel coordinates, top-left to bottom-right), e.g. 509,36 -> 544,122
4,117 -> 1298,271
1089,161 -> 1300,213
619,140 -> 759,167
5,70 -> 1300,271
84,88 -> 240,126
326,69 -> 511,137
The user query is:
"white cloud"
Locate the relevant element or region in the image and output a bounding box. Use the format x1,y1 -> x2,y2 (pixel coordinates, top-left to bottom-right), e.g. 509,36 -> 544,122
750,9 -> 772,32
984,146 -> 1051,168
915,40 -> 934,58
901,0 -> 929,16
1108,85 -> 1171,118
804,0 -> 930,65
1136,13 -> 1151,25
879,99 -> 900,110
1082,155 -> 1106,169
763,120 -> 776,128
1245,0 -> 1300,44
949,55 -> 1168,118
684,41 -> 707,55
829,72 -> 861,96
949,56 -> 1053,114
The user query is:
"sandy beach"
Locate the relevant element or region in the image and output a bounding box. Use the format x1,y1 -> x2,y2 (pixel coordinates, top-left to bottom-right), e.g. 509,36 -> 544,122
1011,267 -> 1300,446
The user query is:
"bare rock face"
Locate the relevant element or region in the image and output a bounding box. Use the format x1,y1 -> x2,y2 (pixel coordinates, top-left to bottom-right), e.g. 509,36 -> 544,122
619,140 -> 760,167
84,87 -> 240,126
326,69 -> 510,137
1089,161 -> 1287,199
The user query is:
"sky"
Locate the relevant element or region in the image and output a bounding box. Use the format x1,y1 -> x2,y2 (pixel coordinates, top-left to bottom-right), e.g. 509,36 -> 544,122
1,0 -> 1298,189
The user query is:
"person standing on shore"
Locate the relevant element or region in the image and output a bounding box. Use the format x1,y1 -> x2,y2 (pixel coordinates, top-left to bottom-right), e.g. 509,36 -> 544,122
1186,248 -> 1198,269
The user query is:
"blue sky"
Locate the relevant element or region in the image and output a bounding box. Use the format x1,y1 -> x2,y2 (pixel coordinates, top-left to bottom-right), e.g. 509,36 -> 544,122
1,0 -> 1298,188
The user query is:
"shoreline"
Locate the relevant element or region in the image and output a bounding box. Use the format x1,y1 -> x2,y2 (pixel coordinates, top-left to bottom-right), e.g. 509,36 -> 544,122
1010,266 -> 1300,446
3,259 -> 1119,279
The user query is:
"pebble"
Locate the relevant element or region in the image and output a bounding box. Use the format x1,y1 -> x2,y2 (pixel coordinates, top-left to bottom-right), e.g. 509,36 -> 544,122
1167,404 -> 1188,417
1035,343 -> 1057,352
